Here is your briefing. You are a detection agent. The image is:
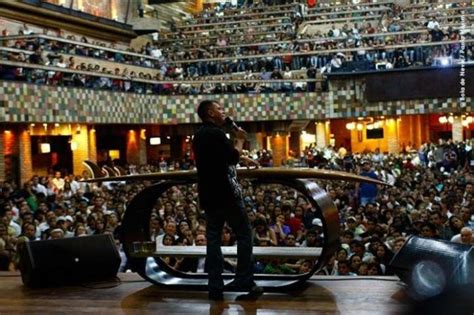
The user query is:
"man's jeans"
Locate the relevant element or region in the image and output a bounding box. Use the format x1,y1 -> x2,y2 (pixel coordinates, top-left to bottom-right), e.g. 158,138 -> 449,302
205,205 -> 254,293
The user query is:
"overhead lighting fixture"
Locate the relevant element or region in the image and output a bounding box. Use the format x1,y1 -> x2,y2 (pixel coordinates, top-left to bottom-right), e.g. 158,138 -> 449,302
462,116 -> 473,127
40,143 -> 51,154
149,137 -> 161,145
70,141 -> 78,151
345,122 -> 356,130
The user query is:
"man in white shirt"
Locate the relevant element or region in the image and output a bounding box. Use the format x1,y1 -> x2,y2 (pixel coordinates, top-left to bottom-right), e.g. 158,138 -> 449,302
330,24 -> 341,37
427,17 -> 440,30
31,176 -> 48,196
451,227 -> 473,245
151,46 -> 162,59
1,207 -> 21,237
51,171 -> 65,193
194,234 -> 207,272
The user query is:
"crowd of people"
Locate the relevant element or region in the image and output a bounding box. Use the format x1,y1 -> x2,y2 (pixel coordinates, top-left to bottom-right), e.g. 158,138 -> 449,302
0,1 -> 471,94
1,139 -> 473,276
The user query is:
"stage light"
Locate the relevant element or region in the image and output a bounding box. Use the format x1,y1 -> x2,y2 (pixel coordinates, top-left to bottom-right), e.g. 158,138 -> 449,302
149,137 -> 161,145
70,141 -> 78,151
40,143 -> 51,154
440,57 -> 450,67
356,123 -> 363,131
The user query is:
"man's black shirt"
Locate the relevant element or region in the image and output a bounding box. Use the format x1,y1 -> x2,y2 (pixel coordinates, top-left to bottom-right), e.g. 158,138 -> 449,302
192,121 -> 242,212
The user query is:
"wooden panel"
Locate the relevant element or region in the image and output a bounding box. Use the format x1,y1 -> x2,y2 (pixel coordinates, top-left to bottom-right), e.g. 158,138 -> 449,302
0,271 -> 409,314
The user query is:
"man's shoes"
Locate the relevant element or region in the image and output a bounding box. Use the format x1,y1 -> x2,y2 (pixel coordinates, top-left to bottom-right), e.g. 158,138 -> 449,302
225,281 -> 263,299
208,291 -> 224,301
235,285 -> 264,301
247,284 -> 264,298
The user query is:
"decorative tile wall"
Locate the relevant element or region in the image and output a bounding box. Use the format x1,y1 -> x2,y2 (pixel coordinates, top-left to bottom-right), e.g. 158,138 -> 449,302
0,81 -> 472,125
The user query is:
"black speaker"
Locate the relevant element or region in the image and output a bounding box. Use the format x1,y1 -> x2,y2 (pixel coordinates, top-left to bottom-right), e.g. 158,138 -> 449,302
19,234 -> 121,288
390,235 -> 474,299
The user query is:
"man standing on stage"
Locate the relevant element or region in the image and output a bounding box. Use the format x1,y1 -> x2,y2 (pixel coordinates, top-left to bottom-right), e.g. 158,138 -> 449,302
192,100 -> 262,300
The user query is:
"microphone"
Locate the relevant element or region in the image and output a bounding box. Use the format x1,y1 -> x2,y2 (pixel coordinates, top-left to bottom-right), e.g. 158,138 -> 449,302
225,117 -> 240,132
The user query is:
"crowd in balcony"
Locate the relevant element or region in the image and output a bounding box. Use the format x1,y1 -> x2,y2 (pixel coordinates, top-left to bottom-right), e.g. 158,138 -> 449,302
0,1 -> 471,95
1,139 -> 473,275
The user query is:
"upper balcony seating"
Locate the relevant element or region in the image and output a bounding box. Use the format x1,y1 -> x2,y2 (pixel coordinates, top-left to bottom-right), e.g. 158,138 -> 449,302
0,0 -> 472,96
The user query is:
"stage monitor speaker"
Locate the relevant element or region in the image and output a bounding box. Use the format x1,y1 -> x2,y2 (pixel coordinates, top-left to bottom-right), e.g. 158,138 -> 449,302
389,235 -> 474,299
19,234 -> 121,288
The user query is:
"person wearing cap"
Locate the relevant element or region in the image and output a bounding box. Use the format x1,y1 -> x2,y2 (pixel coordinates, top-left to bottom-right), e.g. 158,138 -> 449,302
56,217 -> 74,238
349,240 -> 374,262
355,160 -> 379,206
311,218 -> 325,238
345,216 -> 365,239
49,228 -> 64,240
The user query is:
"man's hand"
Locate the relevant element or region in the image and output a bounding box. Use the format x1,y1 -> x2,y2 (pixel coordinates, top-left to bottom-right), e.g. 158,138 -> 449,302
240,156 -> 260,169
234,127 -> 247,140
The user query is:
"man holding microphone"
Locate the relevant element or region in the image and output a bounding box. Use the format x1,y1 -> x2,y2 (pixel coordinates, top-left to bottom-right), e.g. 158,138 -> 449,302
192,100 -> 262,300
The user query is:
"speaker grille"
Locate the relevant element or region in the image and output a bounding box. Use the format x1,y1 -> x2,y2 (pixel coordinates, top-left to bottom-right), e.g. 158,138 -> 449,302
19,234 -> 121,288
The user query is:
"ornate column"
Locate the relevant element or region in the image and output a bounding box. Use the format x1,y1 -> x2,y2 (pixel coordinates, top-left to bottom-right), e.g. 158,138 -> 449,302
127,129 -> 147,165
270,133 -> 289,166
385,118 -> 400,154
452,116 -> 464,143
19,130 -> 33,185
316,122 -> 328,148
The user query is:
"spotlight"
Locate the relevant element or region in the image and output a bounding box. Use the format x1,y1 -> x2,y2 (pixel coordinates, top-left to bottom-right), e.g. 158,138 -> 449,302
440,57 -> 450,67
40,143 -> 51,154
149,137 -> 161,145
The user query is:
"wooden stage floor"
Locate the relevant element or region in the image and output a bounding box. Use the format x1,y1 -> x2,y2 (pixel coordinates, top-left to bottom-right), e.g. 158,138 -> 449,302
0,272 -> 411,314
